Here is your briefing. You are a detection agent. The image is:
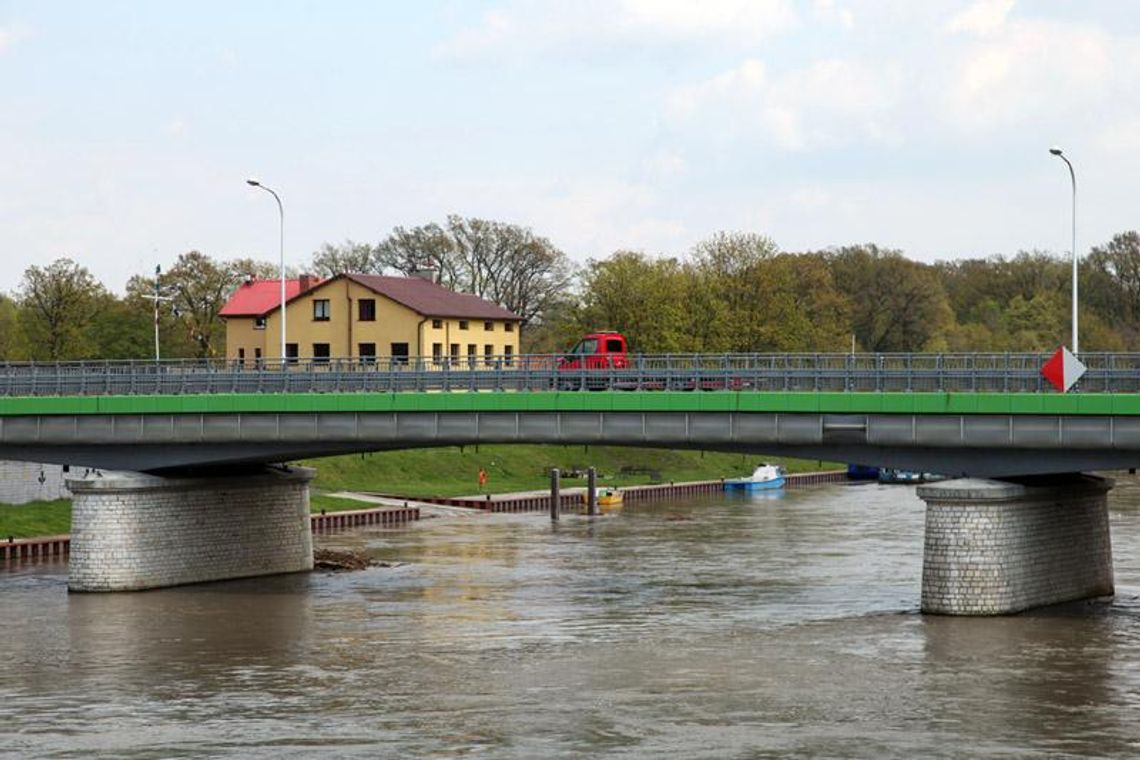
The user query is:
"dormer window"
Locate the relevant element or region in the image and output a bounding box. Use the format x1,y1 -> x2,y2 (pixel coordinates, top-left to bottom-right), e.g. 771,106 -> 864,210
254,317 -> 267,330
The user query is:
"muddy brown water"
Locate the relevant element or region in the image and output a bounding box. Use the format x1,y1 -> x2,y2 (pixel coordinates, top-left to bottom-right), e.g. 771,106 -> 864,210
4,479 -> 1140,757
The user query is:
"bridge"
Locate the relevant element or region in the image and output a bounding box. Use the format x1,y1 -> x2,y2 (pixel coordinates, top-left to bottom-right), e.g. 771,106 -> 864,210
1,352 -> 1131,614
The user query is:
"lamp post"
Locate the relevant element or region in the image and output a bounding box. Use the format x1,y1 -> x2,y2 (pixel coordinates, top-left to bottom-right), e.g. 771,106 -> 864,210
1049,147 -> 1078,355
146,264 -> 173,361
246,178 -> 286,363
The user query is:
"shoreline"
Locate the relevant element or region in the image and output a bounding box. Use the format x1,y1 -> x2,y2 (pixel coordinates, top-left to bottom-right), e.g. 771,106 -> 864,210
2,470 -> 850,562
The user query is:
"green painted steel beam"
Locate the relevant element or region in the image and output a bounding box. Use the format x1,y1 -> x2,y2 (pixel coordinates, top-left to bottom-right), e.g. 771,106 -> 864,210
2,391 -> 1140,417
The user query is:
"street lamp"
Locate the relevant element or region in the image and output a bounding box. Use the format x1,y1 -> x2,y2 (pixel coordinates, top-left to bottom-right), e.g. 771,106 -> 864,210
1049,147 -> 1078,355
246,179 -> 286,363
149,264 -> 174,361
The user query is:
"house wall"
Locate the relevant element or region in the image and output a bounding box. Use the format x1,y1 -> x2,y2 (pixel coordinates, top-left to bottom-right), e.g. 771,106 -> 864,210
225,316 -> 270,363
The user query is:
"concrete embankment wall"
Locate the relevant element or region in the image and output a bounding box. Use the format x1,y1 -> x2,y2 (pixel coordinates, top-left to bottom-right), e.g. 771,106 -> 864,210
390,470 -> 849,514
0,461 -> 72,504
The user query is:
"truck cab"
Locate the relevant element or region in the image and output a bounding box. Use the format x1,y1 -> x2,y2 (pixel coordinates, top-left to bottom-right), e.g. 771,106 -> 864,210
558,331 -> 630,371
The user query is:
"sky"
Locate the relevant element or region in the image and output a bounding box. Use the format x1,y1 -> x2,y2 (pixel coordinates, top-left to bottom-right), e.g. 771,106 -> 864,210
1,0 -> 1139,293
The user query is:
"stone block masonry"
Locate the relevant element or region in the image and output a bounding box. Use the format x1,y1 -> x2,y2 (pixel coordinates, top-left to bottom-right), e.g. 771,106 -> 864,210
918,476 -> 1114,615
67,467 -> 315,592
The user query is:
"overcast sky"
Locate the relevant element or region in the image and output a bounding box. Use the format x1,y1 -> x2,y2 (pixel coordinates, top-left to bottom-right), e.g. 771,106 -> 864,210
1,0 -> 1138,293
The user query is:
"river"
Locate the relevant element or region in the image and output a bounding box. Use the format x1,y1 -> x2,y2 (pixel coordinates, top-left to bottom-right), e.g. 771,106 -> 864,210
4,478 -> 1140,757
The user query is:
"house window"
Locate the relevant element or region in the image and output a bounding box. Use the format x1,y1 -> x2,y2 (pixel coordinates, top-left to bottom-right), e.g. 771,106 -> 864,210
467,344 -> 477,365
254,317 -> 266,330
358,299 -> 376,321
359,343 -> 376,363
254,347 -> 262,368
504,322 -> 514,332
285,343 -> 299,364
504,345 -> 514,365
391,342 -> 409,365
484,321 -> 493,331
484,344 -> 494,360
432,318 -> 442,329
313,343 -> 331,364
432,343 -> 443,362
459,320 -> 469,330
313,299 -> 330,321
237,348 -> 245,362
450,343 -> 460,362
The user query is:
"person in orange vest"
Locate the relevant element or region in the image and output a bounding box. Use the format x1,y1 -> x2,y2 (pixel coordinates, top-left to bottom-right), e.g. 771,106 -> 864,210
478,468 -> 488,489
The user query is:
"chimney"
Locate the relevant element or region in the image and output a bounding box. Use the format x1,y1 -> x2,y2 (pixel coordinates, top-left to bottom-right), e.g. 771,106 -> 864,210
410,266 -> 437,284
298,273 -> 315,292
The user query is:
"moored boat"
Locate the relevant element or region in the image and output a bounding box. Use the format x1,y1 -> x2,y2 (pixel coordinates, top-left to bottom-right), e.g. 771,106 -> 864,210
598,489 -> 623,508
724,463 -> 786,491
583,488 -> 624,509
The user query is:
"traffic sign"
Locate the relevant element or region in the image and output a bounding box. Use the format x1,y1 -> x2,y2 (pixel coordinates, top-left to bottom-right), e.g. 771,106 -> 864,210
1041,346 -> 1086,392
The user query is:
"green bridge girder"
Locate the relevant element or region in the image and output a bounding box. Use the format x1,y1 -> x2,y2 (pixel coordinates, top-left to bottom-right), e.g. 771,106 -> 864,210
3,390 -> 1140,417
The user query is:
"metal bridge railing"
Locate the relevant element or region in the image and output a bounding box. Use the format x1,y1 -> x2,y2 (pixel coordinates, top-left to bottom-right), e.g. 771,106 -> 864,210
1,352 -> 1138,397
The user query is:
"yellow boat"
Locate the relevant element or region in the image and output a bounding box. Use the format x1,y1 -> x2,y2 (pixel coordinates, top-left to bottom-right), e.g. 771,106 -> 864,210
582,488 -> 624,509
597,489 -> 623,508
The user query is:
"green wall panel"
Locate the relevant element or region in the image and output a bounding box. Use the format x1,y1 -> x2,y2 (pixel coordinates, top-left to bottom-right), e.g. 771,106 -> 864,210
3,390 -> 1140,417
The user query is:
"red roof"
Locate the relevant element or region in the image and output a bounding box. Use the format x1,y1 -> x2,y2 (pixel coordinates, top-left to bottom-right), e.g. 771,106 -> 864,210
345,274 -> 522,320
219,279 -> 311,317
221,273 -> 522,321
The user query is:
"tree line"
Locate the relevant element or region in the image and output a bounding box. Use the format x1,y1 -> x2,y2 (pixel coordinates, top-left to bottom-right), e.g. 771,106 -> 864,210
3,217 -> 1139,361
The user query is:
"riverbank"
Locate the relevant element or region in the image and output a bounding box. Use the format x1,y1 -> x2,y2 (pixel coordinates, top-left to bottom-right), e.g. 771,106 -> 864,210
1,446 -> 838,539
302,445 -> 835,498
1,472 -> 848,561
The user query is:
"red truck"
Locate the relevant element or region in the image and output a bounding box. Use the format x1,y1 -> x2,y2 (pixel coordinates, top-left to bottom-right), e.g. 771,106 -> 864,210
557,331 -> 630,371
555,331 -> 630,390
555,331 -> 749,391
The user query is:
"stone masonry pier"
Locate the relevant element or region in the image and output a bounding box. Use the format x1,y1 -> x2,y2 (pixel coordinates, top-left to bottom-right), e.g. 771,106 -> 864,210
917,475 -> 1114,615
67,467 -> 315,592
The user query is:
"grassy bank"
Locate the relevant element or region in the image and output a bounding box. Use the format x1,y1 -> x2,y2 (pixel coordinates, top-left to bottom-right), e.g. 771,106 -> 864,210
1,446 -> 838,538
304,445 -> 835,498
0,499 -> 72,539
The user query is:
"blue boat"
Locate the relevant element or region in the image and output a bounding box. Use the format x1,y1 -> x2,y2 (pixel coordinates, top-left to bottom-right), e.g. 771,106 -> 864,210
724,463 -> 786,491
878,468 -> 945,484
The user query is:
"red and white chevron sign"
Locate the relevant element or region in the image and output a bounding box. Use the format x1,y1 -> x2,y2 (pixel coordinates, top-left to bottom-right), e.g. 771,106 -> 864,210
1041,346 -> 1086,393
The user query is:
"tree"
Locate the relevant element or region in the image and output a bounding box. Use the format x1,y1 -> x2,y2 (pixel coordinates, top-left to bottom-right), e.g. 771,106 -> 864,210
1085,231 -> 1140,328
0,294 -> 24,360
17,258 -> 107,360
309,240 -> 380,277
375,215 -> 574,323
576,251 -> 691,352
685,234 -> 850,352
86,292 -> 153,360
826,245 -> 953,352
159,252 -> 243,358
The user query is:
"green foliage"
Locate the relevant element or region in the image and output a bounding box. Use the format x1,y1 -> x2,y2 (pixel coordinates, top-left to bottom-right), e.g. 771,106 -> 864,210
822,245 -> 953,351
577,251 -> 692,352
370,215 -> 574,324
310,240 -> 380,277
7,226 -> 1140,362
17,258 -> 108,360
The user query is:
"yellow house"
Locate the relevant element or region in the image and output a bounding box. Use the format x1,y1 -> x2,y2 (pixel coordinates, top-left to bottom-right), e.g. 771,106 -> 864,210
220,273 -> 522,364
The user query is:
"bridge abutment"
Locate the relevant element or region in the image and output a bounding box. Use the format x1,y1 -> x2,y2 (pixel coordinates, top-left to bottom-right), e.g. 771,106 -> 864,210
917,476 -> 1114,615
67,467 -> 315,592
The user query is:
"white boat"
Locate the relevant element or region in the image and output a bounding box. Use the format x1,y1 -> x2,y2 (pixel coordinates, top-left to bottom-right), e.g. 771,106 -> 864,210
724,463 -> 786,492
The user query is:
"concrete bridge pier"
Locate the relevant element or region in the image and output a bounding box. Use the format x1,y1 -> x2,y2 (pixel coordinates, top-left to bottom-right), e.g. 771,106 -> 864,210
917,475 -> 1114,615
67,466 -> 315,592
